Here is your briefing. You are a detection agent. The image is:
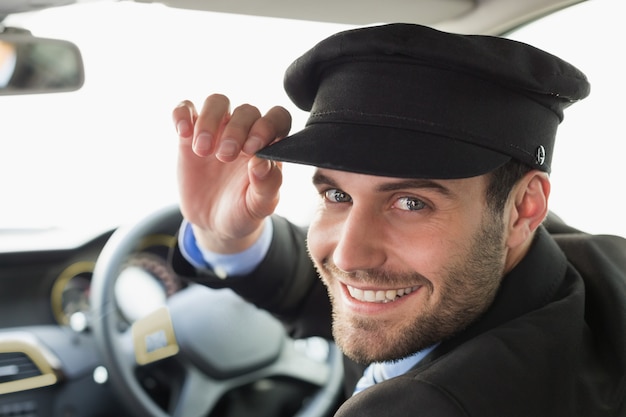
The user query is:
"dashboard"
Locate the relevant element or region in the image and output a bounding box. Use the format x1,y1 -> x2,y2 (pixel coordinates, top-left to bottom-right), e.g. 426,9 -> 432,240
0,229 -> 181,330
0,225 -> 183,416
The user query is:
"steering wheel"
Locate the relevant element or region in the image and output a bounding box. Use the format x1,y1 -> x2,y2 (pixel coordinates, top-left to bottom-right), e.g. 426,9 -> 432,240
90,204 -> 344,417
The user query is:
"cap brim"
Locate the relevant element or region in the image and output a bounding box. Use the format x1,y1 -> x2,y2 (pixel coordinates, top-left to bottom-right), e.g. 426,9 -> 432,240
256,123 -> 511,179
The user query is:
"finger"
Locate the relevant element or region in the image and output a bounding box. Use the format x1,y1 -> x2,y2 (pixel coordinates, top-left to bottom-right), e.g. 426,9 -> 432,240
247,157 -> 283,219
193,94 -> 231,157
172,100 -> 197,141
215,103 -> 262,162
242,106 -> 292,156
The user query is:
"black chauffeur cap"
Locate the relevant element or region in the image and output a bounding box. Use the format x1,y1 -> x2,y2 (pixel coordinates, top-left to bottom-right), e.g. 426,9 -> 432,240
256,23 -> 590,179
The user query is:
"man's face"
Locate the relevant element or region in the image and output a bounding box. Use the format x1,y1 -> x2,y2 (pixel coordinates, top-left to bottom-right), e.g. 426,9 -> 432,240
307,169 -> 508,364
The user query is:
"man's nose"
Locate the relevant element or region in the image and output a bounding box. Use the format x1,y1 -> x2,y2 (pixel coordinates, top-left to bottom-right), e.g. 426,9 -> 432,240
332,207 -> 387,273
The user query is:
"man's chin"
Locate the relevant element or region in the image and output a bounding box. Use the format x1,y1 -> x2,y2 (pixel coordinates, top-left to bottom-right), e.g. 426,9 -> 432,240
332,317 -> 409,364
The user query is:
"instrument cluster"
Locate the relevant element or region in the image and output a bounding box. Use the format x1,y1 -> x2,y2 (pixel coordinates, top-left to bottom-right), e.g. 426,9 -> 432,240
50,234 -> 182,330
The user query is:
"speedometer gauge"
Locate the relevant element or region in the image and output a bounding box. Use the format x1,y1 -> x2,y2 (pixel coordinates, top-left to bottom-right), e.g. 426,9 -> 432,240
52,236 -> 181,328
50,261 -> 95,327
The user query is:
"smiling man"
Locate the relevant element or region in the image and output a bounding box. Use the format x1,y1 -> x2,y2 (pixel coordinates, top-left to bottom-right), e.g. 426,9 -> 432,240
308,170 -> 508,365
170,23 -> 625,416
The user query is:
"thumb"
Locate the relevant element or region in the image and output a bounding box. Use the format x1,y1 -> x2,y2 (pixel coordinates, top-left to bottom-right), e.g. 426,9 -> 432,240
246,157 -> 283,219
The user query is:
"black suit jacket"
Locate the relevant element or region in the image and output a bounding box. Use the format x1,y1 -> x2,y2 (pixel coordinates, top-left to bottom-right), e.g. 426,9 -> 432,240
172,215 -> 626,416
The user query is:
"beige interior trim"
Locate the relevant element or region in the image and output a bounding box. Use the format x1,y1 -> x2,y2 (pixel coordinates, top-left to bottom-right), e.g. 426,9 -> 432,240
132,306 -> 179,365
0,332 -> 62,395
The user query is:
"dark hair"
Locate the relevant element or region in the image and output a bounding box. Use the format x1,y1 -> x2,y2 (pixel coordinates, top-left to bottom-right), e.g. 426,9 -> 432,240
485,159 -> 533,214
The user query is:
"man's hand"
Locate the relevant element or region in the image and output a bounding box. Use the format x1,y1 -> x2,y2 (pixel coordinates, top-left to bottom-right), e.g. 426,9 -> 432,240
172,94 -> 291,254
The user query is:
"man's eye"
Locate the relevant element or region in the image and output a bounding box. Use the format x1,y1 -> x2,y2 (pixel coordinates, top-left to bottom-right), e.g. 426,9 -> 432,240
324,189 -> 352,203
395,197 -> 427,211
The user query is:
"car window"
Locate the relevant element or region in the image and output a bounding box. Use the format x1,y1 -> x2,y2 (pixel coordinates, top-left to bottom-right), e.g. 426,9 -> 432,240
507,0 -> 625,238
0,3 -> 350,238
1,0 -> 623,242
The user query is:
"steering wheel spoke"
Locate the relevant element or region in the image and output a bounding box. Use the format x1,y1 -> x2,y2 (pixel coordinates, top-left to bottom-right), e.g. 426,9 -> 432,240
132,307 -> 179,366
170,366 -> 227,417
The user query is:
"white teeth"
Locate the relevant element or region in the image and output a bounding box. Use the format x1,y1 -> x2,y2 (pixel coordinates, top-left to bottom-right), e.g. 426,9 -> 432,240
347,285 -> 419,303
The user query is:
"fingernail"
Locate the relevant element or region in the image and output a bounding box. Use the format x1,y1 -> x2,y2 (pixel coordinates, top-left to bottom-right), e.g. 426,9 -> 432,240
251,157 -> 273,179
243,136 -> 264,155
193,132 -> 213,155
216,139 -> 238,159
176,120 -> 191,138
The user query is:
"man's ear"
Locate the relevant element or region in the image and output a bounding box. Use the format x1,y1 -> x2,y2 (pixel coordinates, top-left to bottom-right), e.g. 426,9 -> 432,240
505,171 -> 551,249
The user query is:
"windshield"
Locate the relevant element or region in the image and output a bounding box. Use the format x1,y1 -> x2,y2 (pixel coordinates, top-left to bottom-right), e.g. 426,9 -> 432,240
1,0 -> 624,242
0,2 -> 350,237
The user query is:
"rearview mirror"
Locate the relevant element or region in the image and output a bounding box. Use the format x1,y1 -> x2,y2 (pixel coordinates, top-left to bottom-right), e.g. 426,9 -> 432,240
0,29 -> 84,95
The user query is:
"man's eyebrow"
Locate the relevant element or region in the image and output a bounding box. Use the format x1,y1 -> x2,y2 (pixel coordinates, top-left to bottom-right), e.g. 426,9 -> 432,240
312,172 -> 338,188
312,172 -> 453,197
376,179 -> 453,196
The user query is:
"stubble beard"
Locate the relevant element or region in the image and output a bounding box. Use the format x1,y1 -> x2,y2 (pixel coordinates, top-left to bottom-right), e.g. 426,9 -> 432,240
317,214 -> 507,365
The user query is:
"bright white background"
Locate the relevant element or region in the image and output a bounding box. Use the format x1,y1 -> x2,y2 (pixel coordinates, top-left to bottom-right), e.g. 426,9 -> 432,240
0,0 -> 623,243
509,0 -> 625,239
0,2 -> 348,236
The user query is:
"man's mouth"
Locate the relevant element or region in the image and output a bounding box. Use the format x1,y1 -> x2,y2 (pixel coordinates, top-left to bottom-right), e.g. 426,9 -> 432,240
346,284 -> 421,303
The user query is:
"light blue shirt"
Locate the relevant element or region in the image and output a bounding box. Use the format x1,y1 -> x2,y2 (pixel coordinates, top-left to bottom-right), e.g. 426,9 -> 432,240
178,217 -> 273,278
353,344 -> 439,395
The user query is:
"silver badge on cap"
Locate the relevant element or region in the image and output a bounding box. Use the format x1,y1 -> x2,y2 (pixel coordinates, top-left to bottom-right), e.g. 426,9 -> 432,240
535,145 -> 546,166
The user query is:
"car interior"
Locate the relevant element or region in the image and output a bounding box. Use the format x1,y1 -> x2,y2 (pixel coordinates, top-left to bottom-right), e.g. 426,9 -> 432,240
0,0 -> 624,416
